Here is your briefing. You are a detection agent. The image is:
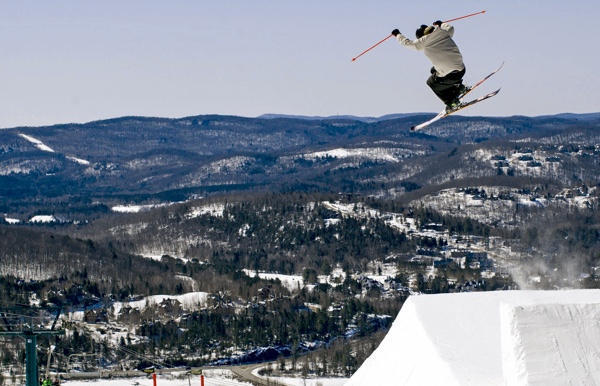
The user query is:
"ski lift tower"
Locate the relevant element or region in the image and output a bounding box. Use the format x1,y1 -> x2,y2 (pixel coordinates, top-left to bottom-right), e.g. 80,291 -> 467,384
0,306 -> 65,386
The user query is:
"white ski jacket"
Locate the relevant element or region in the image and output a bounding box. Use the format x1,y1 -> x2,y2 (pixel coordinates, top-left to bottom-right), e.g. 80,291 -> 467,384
395,23 -> 464,77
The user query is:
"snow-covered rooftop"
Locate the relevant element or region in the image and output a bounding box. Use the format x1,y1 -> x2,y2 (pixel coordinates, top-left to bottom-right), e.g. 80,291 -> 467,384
346,289 -> 600,386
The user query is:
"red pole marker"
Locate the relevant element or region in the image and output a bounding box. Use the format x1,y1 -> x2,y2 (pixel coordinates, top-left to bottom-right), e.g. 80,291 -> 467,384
351,10 -> 486,62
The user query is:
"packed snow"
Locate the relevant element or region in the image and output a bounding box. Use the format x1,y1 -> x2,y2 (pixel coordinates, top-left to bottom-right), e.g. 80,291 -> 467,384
29,215 -> 57,223
273,378 -> 346,386
61,370 -> 250,386
187,203 -> 226,218
254,373 -> 347,386
242,268 -> 347,292
112,203 -> 174,213
243,269 -> 304,292
59,371 -> 346,386
66,155 -> 91,165
346,289 -> 600,386
19,133 -> 55,152
304,147 -> 401,162
110,292 -> 209,315
18,133 -> 90,166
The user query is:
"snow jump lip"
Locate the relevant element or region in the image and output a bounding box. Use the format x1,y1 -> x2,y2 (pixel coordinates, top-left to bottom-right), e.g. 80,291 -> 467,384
346,289 -> 600,386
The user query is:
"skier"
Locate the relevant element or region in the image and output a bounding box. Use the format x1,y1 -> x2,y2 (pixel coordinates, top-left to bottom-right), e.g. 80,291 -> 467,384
391,21 -> 469,113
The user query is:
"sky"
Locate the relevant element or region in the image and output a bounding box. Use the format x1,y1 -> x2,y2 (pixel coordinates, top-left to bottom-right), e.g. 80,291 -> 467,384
1,0 -> 598,129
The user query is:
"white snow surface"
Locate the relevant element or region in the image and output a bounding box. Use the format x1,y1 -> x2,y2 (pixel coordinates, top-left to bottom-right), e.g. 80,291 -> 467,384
29,215 -> 56,223
60,372 -> 345,386
110,292 -> 209,316
61,370 -> 250,386
242,268 -> 347,292
58,369 -> 345,386
112,203 -> 174,213
66,155 -> 91,165
18,133 -> 91,166
249,367 -> 347,386
19,133 -> 55,152
346,290 -> 600,386
187,203 -> 226,218
243,269 -> 303,291
258,375 -> 346,386
304,147 -> 401,162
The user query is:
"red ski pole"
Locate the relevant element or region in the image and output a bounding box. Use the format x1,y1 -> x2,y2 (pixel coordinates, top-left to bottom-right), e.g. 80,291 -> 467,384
444,10 -> 486,23
351,34 -> 393,62
351,10 -> 486,62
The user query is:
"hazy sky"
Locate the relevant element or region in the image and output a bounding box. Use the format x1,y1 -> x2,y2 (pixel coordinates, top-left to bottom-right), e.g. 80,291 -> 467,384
1,1 -> 598,128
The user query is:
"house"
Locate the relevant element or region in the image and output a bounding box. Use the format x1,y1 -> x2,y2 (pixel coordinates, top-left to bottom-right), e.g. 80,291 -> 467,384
450,250 -> 467,259
466,251 -> 494,271
258,285 -> 272,300
434,258 -> 454,268
327,303 -> 344,318
467,251 -> 488,261
158,298 -> 183,317
117,306 -> 142,325
450,250 -> 467,268
356,275 -> 384,291
84,309 -> 108,324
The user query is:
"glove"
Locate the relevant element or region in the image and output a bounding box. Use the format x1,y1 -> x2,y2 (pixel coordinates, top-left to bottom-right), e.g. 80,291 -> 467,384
433,20 -> 442,27
391,29 -> 400,37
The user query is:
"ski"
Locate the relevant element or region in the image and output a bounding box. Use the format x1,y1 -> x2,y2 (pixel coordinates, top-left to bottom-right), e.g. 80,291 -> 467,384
411,88 -> 501,131
458,61 -> 504,100
410,62 -> 505,131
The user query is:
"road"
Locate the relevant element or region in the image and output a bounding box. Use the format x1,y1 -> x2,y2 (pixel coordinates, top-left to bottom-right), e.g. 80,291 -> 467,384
229,363 -> 271,386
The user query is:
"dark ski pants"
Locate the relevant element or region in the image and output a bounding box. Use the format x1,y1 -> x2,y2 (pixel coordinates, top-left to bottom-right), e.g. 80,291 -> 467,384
426,67 -> 466,105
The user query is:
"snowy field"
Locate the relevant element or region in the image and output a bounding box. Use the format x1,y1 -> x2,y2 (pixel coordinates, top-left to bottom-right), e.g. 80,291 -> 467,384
242,269 -> 304,291
61,377 -> 249,386
60,369 -> 248,386
18,133 -> 89,165
256,375 -> 347,386
242,267 -> 352,292
59,373 -> 347,386
63,378 -> 346,386
110,292 -> 209,315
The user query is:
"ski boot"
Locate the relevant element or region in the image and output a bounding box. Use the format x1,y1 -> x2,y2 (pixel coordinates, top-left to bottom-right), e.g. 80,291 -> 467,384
445,98 -> 462,114
457,83 -> 471,99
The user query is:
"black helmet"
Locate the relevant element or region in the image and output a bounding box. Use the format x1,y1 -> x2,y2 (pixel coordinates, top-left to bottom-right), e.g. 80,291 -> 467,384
416,25 -> 434,39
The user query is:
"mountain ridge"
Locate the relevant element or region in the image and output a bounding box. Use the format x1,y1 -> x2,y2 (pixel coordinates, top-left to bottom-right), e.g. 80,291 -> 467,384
1,112 -> 600,220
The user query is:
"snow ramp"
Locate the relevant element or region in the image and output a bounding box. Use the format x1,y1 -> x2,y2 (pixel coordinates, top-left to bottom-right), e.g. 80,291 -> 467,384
345,290 -> 600,386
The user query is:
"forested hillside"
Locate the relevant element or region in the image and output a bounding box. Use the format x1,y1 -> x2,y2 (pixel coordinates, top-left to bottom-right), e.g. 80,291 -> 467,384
2,113 -> 600,373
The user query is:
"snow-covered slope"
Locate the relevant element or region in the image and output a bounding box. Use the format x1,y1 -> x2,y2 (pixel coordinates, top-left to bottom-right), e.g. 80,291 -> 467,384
346,290 -> 600,386
110,292 -> 209,315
